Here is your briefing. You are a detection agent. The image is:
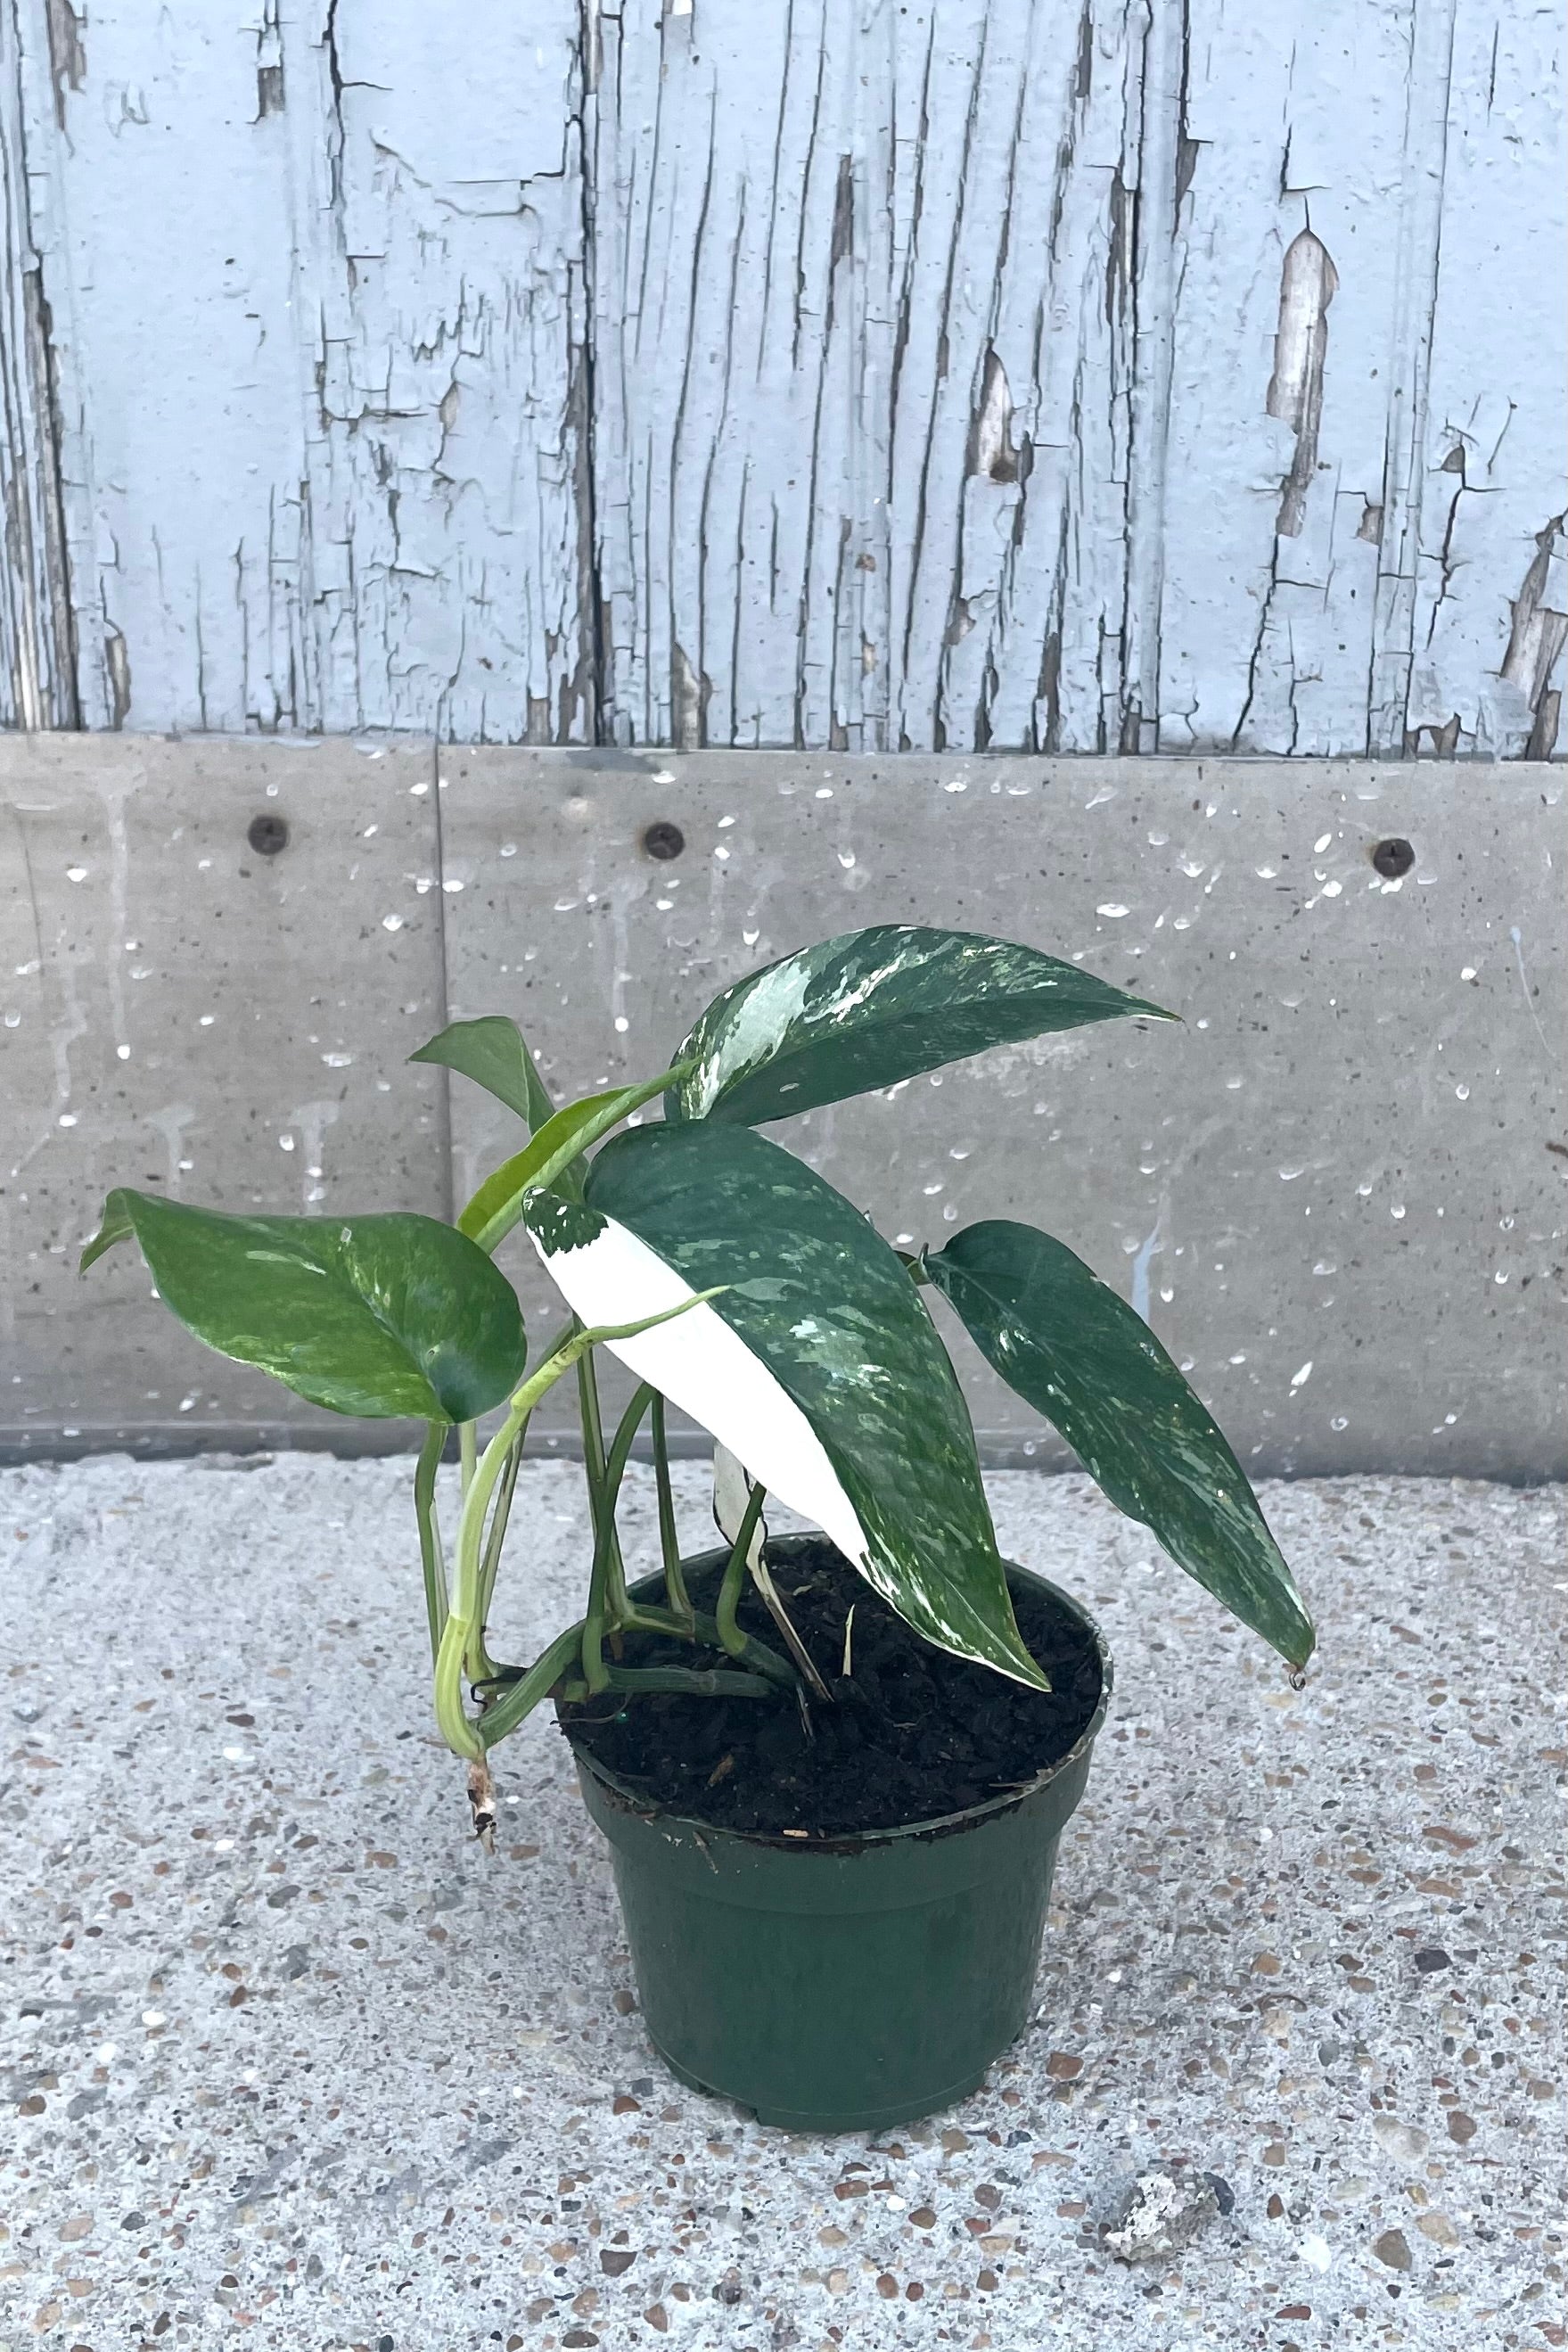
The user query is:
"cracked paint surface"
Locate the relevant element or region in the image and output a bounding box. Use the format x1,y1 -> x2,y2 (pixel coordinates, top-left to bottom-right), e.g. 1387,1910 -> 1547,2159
0,0 -> 1563,752
3,0 -> 592,739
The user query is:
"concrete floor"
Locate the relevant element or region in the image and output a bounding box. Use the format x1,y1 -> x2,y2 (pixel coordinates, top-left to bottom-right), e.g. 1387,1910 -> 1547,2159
0,1456 -> 1562,2352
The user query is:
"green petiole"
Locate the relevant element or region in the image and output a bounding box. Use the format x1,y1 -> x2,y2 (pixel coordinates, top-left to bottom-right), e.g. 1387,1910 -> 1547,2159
715,1482 -> 768,1662
432,1290 -> 727,1762
650,1393 -> 694,1631
414,1420 -> 448,1664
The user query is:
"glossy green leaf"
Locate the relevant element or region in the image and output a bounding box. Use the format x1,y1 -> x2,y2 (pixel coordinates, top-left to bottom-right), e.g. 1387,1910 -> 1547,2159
410,1015 -> 554,1132
523,1123 -> 1047,1689
458,1064 -> 691,1254
458,1090 -> 630,1248
925,1220 -> 1315,1668
81,1189 -> 528,1423
665,925 -> 1175,1125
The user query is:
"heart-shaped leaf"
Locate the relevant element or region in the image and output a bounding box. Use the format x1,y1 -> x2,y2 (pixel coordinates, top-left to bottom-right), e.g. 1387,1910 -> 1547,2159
666,925 -> 1175,1125
82,1189 -> 528,1423
522,1125 -> 1047,1689
926,1220 -> 1315,1667
410,1015 -> 554,1132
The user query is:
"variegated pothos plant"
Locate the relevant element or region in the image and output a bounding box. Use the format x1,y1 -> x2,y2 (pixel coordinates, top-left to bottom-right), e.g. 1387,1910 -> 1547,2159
84,927 -> 1314,1824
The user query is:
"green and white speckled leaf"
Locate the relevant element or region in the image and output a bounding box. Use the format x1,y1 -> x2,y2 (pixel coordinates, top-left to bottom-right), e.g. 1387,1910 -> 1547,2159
81,1189 -> 528,1424
665,925 -> 1174,1126
522,1125 -> 1048,1689
926,1220 -> 1315,1669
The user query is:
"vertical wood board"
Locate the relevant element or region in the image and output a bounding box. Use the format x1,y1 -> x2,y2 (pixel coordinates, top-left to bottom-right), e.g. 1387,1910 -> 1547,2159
6,0 -> 592,740
0,0 -> 1564,752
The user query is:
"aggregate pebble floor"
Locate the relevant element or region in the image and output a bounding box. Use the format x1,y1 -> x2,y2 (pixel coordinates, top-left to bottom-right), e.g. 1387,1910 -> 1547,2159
0,1457 -> 1563,2352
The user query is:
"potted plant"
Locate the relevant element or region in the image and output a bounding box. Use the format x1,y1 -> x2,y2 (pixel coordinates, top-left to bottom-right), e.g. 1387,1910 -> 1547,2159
84,924 -> 1313,2133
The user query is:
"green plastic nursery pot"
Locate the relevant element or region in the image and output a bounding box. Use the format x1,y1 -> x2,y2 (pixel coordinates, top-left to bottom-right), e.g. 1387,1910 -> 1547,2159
562,1542 -> 1112,2134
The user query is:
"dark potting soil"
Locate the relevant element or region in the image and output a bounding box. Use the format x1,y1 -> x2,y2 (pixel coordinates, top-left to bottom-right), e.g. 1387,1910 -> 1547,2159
558,1537 -> 1104,1837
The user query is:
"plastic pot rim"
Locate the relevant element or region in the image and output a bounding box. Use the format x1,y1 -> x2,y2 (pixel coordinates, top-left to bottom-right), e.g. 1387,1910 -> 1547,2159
560,1534 -> 1114,1855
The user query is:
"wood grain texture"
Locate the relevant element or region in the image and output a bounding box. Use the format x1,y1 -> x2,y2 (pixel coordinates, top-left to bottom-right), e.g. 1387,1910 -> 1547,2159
0,0 -> 78,727
1404,0 -> 1567,757
589,0 -> 1145,752
0,0 -> 1563,752
591,0 -> 1565,754
9,0 -> 592,738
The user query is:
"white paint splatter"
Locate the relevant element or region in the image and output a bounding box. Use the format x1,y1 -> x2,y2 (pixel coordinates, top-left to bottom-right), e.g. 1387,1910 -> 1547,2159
1509,925 -> 1552,1055
1129,1197 -> 1170,1322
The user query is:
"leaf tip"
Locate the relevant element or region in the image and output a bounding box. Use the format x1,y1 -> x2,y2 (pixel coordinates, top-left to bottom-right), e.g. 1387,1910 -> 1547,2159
79,1190 -> 135,1274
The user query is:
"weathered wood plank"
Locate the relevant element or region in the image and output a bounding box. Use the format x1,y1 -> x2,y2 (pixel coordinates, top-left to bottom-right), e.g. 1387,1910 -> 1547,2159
1404,0 -> 1567,757
593,0 -> 1564,755
276,3 -> 595,741
0,0 -> 78,726
1160,0 -> 1435,755
590,0 -> 1144,753
11,0 -> 591,738
12,3 -> 307,730
2,0 -> 1563,752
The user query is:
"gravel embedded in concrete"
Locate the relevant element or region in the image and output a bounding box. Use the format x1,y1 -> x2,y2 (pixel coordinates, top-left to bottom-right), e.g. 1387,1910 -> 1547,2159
0,1455 -> 1562,2352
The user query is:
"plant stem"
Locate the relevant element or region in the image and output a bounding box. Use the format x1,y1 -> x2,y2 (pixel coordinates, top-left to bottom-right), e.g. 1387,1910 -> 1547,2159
599,1664 -> 777,1699
530,1060 -> 694,1194
470,1419 -> 526,1682
579,1381 -> 653,1692
602,1383 -> 653,1614
576,1353 -> 612,1693
714,1482 -> 768,1660
458,1419 -> 477,1499
576,1354 -> 639,1627
650,1393 -> 694,1630
621,1602 -> 798,1690
415,1421 -> 448,1664
432,1293 -> 725,1762
474,1622 -> 586,1748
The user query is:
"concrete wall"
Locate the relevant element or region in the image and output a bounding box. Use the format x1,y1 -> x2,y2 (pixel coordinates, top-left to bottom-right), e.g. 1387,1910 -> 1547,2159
4,736 -> 1563,1475
1,1 -> 1564,754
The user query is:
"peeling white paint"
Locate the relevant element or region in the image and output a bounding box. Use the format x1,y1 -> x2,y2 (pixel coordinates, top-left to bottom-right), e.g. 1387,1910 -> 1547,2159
12,4 -> 1549,748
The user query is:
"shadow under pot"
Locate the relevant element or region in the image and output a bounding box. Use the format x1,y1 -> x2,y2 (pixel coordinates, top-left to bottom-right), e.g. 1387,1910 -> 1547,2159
557,1533 -> 1112,2134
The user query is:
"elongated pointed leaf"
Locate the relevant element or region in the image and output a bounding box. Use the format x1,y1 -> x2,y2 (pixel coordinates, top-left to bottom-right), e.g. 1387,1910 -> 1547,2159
81,1189 -> 528,1422
410,1015 -> 554,1131
458,1090 -> 632,1248
926,1220 -> 1315,1667
522,1125 -> 1048,1689
458,1064 -> 693,1253
666,925 -> 1175,1125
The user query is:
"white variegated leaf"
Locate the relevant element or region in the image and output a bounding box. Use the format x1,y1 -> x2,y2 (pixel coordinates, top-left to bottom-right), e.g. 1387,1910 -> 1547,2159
521,1128 -> 1050,1691
522,1190 -> 871,1572
712,1442 -> 767,1568
666,925 -> 1175,1126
